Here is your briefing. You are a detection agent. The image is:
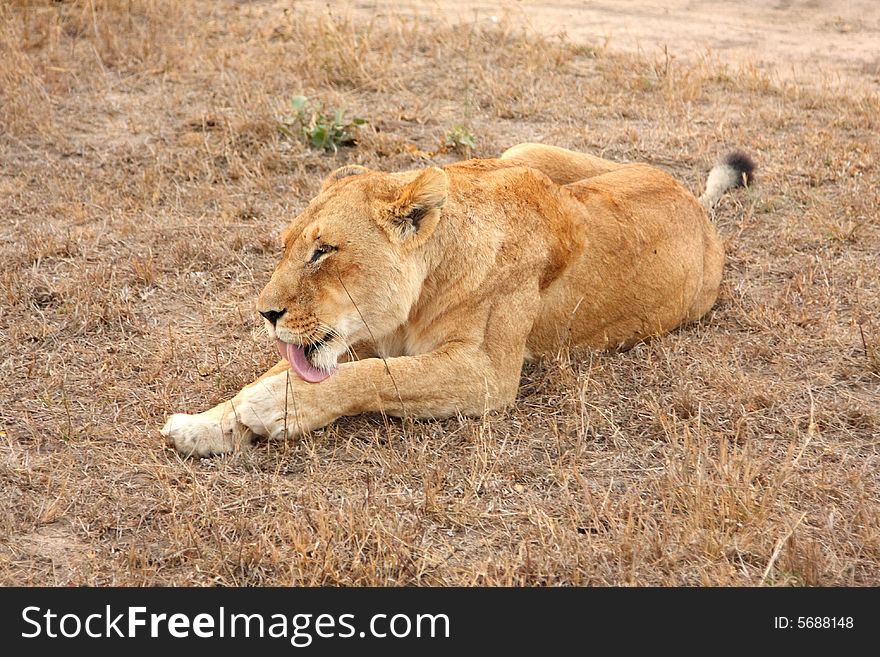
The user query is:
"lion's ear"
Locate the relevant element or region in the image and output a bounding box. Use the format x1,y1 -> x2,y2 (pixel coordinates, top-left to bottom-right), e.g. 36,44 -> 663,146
321,164 -> 369,192
386,167 -> 447,243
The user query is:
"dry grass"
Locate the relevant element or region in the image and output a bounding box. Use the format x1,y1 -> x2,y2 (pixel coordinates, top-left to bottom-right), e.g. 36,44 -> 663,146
1,0 -> 878,586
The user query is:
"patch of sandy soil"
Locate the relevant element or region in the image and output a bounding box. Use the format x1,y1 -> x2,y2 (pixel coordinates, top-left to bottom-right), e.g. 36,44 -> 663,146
3,522 -> 91,585
312,0 -> 880,87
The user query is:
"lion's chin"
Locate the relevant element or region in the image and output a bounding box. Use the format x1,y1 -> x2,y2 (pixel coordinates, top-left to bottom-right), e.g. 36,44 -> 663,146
276,338 -> 337,384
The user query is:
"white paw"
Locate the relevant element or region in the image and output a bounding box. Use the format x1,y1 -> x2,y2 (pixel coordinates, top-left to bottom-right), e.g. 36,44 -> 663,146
160,412 -> 240,457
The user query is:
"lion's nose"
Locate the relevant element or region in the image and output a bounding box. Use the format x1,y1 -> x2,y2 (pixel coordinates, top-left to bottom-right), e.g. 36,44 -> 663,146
259,308 -> 287,326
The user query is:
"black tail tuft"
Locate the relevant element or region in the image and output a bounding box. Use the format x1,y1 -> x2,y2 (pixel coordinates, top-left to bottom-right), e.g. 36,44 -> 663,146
723,151 -> 756,187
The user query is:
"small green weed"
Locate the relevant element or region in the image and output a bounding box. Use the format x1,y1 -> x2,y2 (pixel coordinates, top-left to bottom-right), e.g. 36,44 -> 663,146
279,95 -> 366,152
444,123 -> 477,155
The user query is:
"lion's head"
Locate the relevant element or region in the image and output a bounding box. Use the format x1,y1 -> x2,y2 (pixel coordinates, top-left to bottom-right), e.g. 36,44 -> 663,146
257,164 -> 448,382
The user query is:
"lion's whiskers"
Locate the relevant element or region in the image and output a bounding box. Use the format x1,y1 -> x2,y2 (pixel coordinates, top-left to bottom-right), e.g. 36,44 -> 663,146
315,321 -> 356,364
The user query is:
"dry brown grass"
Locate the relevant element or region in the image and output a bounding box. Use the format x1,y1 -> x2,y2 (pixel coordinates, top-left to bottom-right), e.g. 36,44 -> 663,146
1,1 -> 878,586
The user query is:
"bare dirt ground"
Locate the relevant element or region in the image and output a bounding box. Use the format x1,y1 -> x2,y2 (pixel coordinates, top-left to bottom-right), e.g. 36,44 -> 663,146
352,0 -> 880,86
1,1 -> 878,586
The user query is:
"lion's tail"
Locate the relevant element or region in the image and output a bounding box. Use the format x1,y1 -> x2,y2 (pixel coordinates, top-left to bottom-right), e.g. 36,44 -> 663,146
699,151 -> 756,209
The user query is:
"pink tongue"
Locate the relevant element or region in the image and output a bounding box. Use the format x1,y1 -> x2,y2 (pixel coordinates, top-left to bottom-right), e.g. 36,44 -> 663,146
276,338 -> 335,384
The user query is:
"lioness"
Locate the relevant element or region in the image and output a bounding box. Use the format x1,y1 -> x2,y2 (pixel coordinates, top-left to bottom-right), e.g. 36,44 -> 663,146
162,143 -> 753,456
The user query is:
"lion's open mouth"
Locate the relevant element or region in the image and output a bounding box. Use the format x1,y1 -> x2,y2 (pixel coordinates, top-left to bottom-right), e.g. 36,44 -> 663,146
276,334 -> 337,384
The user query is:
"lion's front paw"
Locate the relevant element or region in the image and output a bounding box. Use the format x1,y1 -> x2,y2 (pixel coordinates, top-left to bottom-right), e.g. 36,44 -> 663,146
161,412 -> 245,457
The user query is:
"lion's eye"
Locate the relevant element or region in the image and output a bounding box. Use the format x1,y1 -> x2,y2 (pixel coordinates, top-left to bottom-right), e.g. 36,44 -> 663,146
309,243 -> 336,265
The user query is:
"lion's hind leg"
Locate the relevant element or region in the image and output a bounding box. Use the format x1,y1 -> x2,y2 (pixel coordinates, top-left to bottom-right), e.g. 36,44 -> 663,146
501,143 -> 624,185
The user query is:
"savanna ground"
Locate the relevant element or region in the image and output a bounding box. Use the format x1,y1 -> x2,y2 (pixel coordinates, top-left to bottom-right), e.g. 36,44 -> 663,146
1,0 -> 878,586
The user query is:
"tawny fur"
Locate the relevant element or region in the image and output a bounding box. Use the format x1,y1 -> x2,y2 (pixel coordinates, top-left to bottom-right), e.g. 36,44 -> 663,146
162,144 -> 746,456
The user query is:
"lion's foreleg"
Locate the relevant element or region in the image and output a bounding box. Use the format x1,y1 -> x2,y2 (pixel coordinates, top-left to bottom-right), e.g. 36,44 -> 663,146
229,344 -> 525,443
